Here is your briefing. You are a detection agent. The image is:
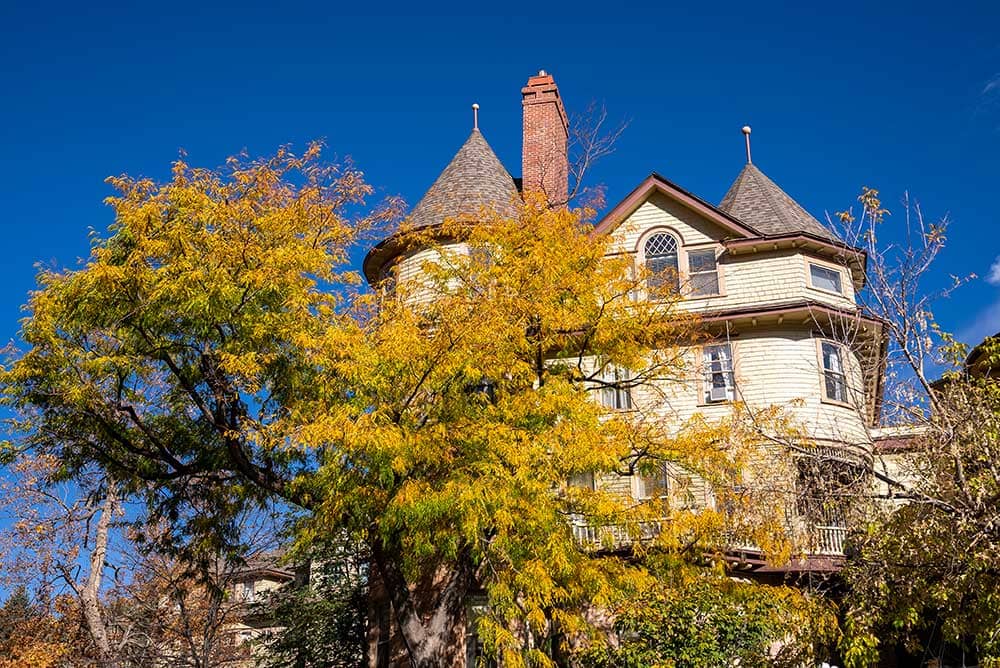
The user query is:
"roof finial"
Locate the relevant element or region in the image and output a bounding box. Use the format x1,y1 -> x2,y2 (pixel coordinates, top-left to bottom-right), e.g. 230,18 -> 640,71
472,103 -> 479,130
741,125 -> 752,164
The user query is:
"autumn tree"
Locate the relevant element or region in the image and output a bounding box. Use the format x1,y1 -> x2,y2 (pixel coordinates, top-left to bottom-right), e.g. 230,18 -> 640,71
578,563 -> 837,668
0,588 -> 89,668
0,454 -> 122,665
2,145 -> 799,667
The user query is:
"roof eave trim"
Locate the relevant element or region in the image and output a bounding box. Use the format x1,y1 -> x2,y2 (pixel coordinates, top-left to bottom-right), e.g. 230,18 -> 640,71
723,233 -> 869,288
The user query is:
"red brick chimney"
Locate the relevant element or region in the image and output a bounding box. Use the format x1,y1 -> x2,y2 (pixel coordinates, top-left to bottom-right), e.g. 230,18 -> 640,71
521,70 -> 569,206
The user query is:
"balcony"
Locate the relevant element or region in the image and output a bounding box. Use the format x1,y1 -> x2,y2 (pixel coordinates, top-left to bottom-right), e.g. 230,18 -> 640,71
571,517 -> 848,560
570,518 -> 664,551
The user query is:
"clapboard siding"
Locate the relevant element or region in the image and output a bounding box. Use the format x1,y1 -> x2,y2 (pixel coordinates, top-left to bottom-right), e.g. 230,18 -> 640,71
627,329 -> 870,448
606,193 -> 857,312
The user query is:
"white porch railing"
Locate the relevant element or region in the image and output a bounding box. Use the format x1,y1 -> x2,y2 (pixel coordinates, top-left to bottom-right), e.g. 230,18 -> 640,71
813,524 -> 847,555
570,518 -> 664,551
571,518 -> 848,557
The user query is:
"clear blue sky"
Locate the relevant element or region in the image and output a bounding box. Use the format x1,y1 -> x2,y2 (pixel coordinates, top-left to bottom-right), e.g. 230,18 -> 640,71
1,0 -> 998,347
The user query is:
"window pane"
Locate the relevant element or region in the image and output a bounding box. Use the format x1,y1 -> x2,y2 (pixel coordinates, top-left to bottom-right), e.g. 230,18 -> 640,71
690,272 -> 719,296
647,255 -> 678,289
810,264 -> 842,293
825,374 -> 847,402
688,249 -> 717,273
821,342 -> 848,402
822,342 -> 842,373
645,234 -> 680,293
640,465 -> 668,500
596,365 -> 632,410
703,344 -> 734,402
644,233 -> 677,256
569,472 -> 595,489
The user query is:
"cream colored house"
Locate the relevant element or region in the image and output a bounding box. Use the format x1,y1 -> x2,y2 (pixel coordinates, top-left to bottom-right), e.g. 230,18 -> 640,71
361,71 -> 886,666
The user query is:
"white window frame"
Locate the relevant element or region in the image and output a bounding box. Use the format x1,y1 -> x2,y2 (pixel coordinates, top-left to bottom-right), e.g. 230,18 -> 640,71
808,262 -> 844,295
642,232 -> 680,294
701,343 -> 736,404
818,340 -> 850,405
595,364 -> 633,411
687,247 -> 721,297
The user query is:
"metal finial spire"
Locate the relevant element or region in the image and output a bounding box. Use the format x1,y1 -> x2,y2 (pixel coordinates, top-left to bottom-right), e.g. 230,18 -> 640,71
472,103 -> 479,130
741,125 -> 752,164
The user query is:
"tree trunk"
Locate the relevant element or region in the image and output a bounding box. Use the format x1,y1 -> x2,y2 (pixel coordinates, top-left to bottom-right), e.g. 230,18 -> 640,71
370,539 -> 470,668
80,486 -> 118,667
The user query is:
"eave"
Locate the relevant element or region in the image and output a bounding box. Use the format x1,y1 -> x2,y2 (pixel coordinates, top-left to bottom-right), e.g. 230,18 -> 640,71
723,234 -> 868,289
695,300 -> 887,426
362,222 -> 464,285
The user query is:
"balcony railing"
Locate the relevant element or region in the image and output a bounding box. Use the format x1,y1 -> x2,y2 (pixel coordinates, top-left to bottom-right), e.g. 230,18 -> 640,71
570,518 -> 664,551
571,517 -> 847,558
812,524 -> 846,555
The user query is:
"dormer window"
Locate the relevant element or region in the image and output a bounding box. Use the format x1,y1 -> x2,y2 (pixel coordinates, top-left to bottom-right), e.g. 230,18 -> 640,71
809,263 -> 843,295
688,249 -> 720,296
644,233 -> 679,292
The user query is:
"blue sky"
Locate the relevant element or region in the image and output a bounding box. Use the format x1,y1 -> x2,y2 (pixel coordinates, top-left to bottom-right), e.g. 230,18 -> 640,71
1,0 -> 998,348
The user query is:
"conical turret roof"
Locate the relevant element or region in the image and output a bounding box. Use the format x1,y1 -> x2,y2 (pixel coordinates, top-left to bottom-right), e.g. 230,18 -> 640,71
407,129 -> 519,230
719,163 -> 837,242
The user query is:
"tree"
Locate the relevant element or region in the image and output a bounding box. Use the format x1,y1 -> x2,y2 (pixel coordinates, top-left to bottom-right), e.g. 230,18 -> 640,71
578,565 -> 837,668
840,341 -> 1000,667
0,453 -> 122,665
0,588 -> 88,668
820,188 -> 1000,666
1,145 -> 795,667
255,540 -> 367,668
114,510 -> 283,668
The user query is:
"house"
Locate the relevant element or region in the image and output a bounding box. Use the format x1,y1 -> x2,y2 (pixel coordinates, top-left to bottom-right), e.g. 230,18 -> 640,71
219,554 -> 297,666
361,71 -> 887,666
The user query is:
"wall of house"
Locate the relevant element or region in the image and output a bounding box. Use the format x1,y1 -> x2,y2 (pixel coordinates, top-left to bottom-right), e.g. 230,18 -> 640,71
606,193 -> 858,312
393,242 -> 472,303
591,325 -> 872,505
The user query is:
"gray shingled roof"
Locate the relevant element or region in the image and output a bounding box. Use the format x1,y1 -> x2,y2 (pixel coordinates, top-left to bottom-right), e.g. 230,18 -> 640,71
407,129 -> 519,229
719,163 -> 837,242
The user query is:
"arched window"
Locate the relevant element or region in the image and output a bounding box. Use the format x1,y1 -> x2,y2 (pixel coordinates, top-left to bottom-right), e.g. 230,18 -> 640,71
644,233 -> 679,292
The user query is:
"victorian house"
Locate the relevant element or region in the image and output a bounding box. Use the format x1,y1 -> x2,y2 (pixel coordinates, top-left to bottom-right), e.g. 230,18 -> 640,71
361,71 -> 885,666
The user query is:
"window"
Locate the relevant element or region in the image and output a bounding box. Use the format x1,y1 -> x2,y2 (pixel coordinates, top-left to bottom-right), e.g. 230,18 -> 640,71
638,463 -> 669,501
644,233 -> 679,292
821,342 -> 848,403
596,365 -> 633,410
809,263 -> 843,294
568,472 -> 595,489
238,580 -> 255,603
702,343 -> 735,403
688,249 -> 720,296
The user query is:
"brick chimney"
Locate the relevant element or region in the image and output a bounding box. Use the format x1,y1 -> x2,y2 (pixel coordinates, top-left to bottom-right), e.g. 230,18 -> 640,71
521,70 -> 569,206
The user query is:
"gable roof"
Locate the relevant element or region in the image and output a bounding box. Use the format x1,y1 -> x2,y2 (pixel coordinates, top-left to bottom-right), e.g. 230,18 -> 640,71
407,128 -> 519,230
593,172 -> 760,239
719,163 -> 837,242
